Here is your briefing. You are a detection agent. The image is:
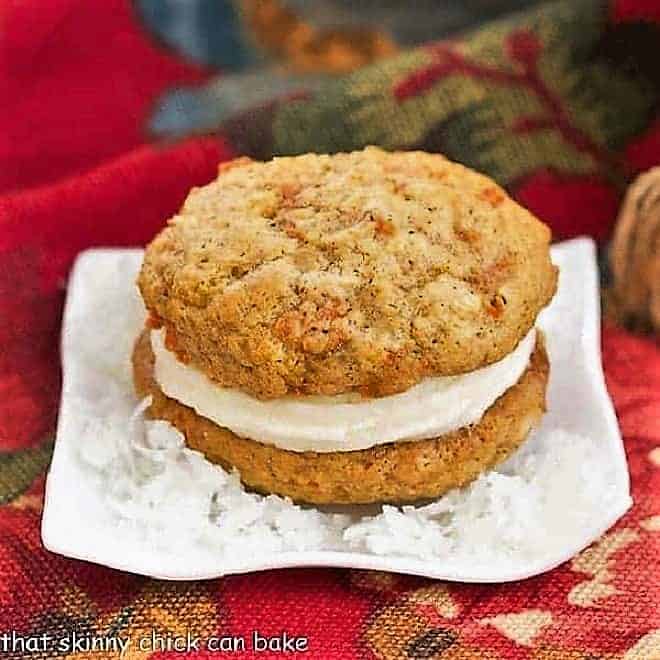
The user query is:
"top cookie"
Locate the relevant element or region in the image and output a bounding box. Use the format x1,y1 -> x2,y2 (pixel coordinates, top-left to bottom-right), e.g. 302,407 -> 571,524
138,147 -> 557,399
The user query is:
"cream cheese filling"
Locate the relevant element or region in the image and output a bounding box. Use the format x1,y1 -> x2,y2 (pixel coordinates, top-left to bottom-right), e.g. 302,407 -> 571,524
150,328 -> 536,453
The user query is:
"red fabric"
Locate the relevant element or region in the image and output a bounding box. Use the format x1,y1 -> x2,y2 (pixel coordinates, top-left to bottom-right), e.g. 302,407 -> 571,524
613,0 -> 660,22
625,119 -> 660,172
1,0 -> 659,658
514,170 -> 621,242
0,0 -> 210,193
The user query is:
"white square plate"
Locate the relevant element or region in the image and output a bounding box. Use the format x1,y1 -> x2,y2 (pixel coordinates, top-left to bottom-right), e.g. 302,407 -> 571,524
42,238 -> 631,582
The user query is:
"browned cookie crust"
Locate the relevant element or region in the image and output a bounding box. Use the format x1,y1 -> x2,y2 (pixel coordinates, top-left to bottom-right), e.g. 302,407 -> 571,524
132,330 -> 549,505
138,148 -> 557,400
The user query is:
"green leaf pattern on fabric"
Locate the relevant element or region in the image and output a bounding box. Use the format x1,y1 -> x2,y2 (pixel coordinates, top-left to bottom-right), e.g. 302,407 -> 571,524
0,439 -> 53,505
271,0 -> 658,187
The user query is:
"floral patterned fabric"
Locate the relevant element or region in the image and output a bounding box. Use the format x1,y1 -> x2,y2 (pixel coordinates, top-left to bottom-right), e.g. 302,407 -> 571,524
1,0 -> 659,657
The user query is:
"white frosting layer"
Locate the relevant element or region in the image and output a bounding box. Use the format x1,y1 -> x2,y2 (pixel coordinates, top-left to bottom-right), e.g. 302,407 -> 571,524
151,327 -> 536,453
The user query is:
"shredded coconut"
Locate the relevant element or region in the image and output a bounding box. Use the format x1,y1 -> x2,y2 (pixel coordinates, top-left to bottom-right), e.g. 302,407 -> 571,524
75,391 -> 621,566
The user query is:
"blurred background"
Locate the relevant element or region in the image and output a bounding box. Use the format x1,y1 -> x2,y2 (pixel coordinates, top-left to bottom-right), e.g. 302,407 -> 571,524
138,0 -> 544,137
